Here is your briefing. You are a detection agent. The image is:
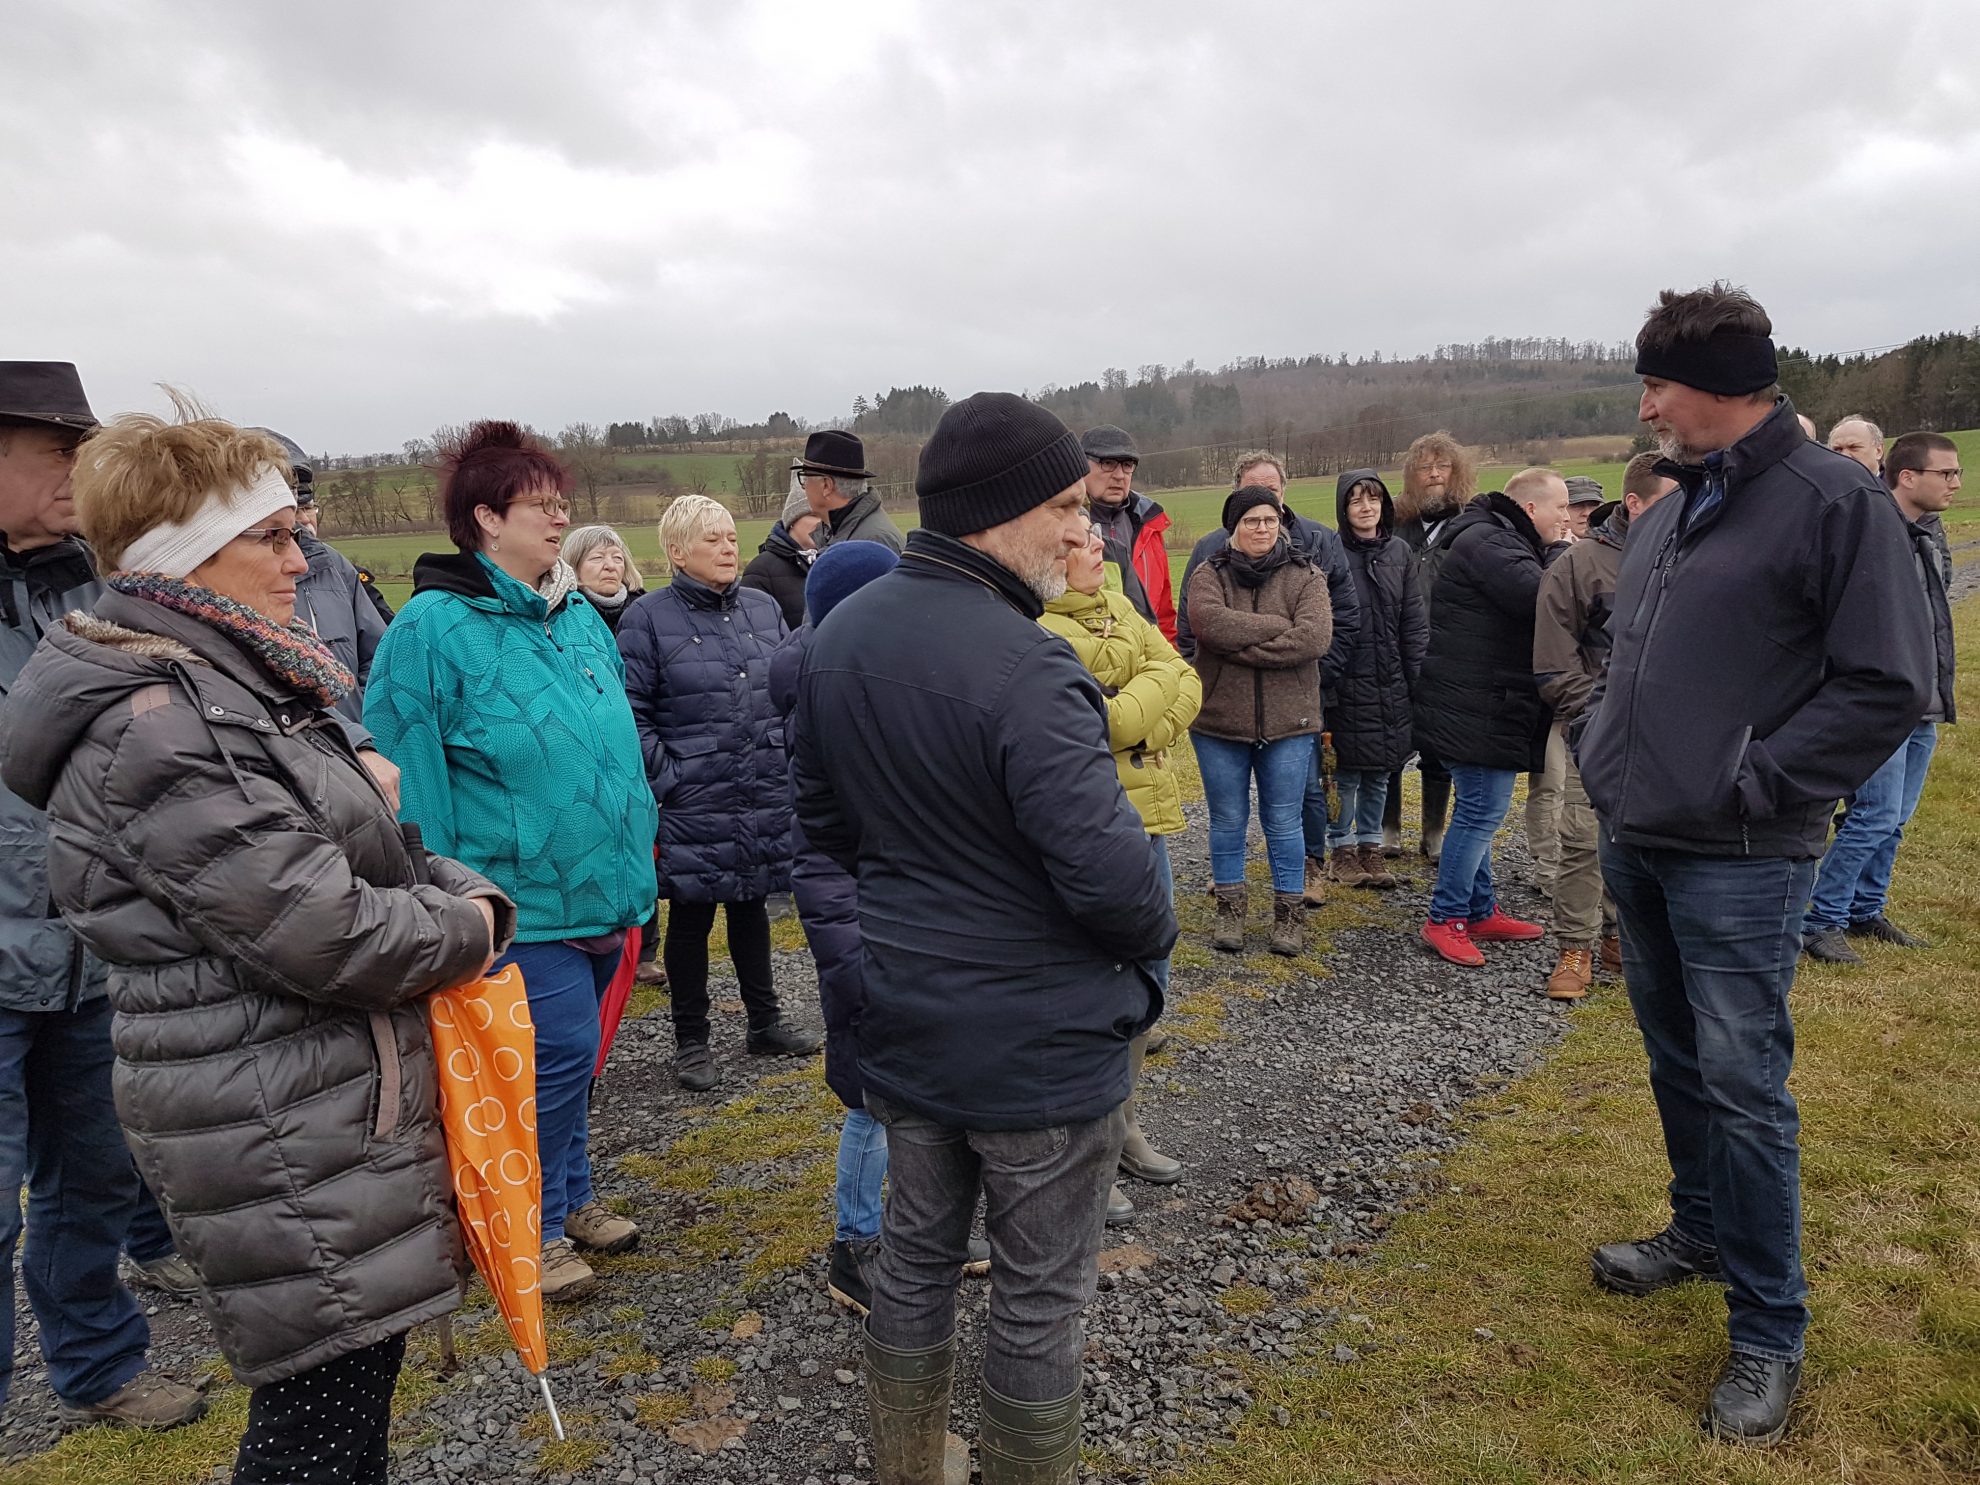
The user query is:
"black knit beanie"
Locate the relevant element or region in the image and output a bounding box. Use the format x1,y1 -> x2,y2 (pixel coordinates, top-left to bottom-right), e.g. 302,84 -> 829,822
1222,484 -> 1282,532
916,393 -> 1091,537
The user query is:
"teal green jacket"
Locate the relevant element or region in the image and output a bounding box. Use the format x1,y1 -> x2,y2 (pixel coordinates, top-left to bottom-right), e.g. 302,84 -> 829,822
364,552 -> 658,942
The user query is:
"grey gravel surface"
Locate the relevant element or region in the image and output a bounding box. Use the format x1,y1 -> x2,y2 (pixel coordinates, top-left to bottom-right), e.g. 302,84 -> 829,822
4,794 -> 1585,1481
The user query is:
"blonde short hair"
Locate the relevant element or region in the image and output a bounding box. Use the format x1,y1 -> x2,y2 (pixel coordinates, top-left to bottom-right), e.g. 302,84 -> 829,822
562,524 -> 644,592
658,494 -> 734,562
74,398 -> 291,571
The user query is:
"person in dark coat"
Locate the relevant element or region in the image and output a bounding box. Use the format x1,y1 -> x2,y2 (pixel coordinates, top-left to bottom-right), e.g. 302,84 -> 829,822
1322,469 -> 1427,890
1412,469 -> 1569,966
618,494 -> 818,1094
797,430 -> 904,553
1577,285 -> 1932,1445
562,522 -> 646,634
792,392 -> 1174,1484
741,481 -> 822,630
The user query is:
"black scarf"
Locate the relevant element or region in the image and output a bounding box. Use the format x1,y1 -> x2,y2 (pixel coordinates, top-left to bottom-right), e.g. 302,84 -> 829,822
1218,536 -> 1297,590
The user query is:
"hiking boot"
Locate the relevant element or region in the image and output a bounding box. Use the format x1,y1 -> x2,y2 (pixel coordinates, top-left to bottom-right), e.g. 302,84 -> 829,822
1211,884 -> 1247,953
1301,856 -> 1329,907
1326,849 -> 1367,889
120,1251 -> 200,1298
1143,1026 -> 1171,1056
962,1236 -> 992,1277
1105,1183 -> 1136,1226
980,1381 -> 1082,1485
674,1041 -> 719,1092
541,1237 -> 600,1303
828,1237 -> 880,1315
1119,1032 -> 1182,1184
1355,842 -> 1397,889
746,1018 -> 822,1056
1467,908 -> 1545,943
1800,927 -> 1864,966
632,958 -> 668,987
1545,946 -> 1594,1001
1702,1352 -> 1801,1447
1600,935 -> 1624,973
565,1200 -> 640,1255
1420,918 -> 1484,968
56,1370 -> 207,1432
1590,1225 -> 1724,1296
1847,913 -> 1926,948
1269,891 -> 1307,956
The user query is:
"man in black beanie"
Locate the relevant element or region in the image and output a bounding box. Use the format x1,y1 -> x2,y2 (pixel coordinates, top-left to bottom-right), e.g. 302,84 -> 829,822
1577,283 -> 1931,1446
792,392 -> 1175,1484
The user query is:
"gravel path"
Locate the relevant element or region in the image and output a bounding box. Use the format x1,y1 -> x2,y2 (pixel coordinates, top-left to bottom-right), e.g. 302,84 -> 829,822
4,799 -> 1580,1481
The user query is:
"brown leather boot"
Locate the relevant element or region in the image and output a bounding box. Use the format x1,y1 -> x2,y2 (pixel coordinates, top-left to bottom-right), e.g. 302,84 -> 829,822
1326,849 -> 1366,888
1302,856 -> 1328,907
1212,884 -> 1247,952
1269,892 -> 1307,957
1546,946 -> 1594,1001
1356,842 -> 1397,889
1600,935 -> 1624,974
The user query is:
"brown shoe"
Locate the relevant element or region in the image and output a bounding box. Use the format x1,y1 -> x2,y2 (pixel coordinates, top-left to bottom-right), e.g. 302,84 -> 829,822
1600,935 -> 1624,974
1269,892 -> 1308,957
633,959 -> 668,987
1302,856 -> 1329,907
565,1200 -> 640,1255
1326,849 -> 1368,888
541,1237 -> 600,1303
1212,883 -> 1247,953
56,1370 -> 208,1432
1546,947 -> 1595,1001
1355,842 -> 1397,889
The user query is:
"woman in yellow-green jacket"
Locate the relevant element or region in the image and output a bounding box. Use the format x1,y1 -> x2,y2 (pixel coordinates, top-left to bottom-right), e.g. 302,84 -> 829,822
1039,518 -> 1202,1224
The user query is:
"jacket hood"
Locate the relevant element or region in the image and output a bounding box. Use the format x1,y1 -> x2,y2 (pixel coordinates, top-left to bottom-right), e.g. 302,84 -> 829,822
1443,490 -> 1545,553
1589,500 -> 1629,549
410,550 -> 577,616
759,521 -> 814,565
1335,469 -> 1395,543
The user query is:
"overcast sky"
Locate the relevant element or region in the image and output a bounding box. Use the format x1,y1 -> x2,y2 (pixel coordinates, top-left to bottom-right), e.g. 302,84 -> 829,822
6,0 -> 1978,453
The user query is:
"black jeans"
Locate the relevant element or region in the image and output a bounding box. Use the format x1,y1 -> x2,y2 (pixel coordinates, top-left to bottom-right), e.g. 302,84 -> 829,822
664,897 -> 779,1045
233,1332 -> 407,1484
865,1092 -> 1123,1401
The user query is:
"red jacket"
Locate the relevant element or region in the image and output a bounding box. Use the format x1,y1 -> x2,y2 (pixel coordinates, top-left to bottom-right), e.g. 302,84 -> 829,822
1109,493 -> 1176,640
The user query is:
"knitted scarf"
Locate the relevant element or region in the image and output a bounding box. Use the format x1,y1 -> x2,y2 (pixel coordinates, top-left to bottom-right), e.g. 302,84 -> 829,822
107,572 -> 355,709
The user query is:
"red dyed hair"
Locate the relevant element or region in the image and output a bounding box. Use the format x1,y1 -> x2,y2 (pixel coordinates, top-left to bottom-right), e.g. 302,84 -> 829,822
440,420 -> 572,551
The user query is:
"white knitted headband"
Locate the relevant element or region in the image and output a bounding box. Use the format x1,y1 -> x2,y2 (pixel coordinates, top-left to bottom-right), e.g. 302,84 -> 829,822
118,464 -> 297,578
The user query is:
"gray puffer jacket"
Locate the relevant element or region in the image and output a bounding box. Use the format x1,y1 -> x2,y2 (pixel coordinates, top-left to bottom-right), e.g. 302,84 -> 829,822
296,528 -> 388,738
0,589 -> 515,1386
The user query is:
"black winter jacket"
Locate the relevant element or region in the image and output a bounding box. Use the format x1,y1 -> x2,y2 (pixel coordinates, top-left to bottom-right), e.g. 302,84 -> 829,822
618,575 -> 793,902
1412,491 -> 1553,772
792,530 -> 1174,1131
1175,503 -> 1361,687
740,522 -> 813,633
1323,472 -> 1429,771
1578,400 -> 1933,857
1908,515 -> 1957,725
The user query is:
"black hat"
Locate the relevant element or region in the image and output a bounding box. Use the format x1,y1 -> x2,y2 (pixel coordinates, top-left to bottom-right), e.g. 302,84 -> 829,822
1222,484 -> 1282,533
1079,425 -> 1138,462
792,429 -> 873,479
916,393 -> 1089,537
0,362 -> 97,435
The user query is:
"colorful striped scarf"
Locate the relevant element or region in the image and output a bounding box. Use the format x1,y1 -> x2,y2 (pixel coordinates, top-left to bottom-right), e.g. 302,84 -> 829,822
107,572 -> 354,709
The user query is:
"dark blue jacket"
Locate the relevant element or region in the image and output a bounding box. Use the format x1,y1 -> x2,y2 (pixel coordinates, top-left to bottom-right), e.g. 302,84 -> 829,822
1175,501 -> 1361,687
618,574 -> 792,902
1579,400 -> 1933,858
769,625 -> 865,1110
792,530 -> 1175,1131
1324,471 -> 1429,772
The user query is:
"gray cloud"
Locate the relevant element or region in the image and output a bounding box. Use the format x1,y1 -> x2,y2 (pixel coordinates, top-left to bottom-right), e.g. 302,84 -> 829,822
5,0 -> 1978,450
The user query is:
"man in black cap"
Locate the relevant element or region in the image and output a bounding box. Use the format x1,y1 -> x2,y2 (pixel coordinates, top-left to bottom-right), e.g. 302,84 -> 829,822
1577,285 -> 1932,1446
796,429 -> 903,553
0,362 -> 208,1431
1079,425 -> 1176,640
793,393 -> 1174,1484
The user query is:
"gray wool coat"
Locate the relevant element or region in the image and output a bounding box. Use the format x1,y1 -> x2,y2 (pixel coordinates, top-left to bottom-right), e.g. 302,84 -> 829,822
0,590 -> 515,1386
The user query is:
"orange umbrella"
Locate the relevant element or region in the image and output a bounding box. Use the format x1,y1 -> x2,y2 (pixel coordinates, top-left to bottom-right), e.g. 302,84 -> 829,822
428,962 -> 566,1439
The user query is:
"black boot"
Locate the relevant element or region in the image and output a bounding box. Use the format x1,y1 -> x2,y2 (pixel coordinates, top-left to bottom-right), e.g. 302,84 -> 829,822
1591,1225 -> 1725,1296
1702,1352 -> 1801,1446
1419,773 -> 1452,863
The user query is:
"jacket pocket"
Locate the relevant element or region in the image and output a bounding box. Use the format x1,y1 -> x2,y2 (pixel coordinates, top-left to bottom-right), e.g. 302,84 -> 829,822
368,1011 -> 403,1141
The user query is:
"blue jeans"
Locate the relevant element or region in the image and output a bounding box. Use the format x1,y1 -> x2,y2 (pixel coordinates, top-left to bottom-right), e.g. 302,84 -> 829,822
1601,841 -> 1814,1362
125,1177 -> 175,1265
1328,768 -> 1391,851
1429,764 -> 1518,923
493,942 -> 616,1242
1301,737 -> 1331,860
1147,834 -> 1173,995
1806,721 -> 1938,931
0,999 -> 150,1409
836,1107 -> 889,1244
1194,732 -> 1314,894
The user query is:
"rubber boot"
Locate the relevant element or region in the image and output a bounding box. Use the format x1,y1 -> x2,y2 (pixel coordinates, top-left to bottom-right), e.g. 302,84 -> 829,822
1420,773 -> 1453,864
980,1382 -> 1083,1485
1211,883 -> 1247,953
1269,891 -> 1307,957
1118,1033 -> 1182,1183
1381,771 -> 1404,856
865,1329 -> 967,1485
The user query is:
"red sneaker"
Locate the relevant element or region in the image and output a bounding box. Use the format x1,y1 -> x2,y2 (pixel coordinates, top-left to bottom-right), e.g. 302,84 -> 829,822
1420,918 -> 1485,967
1468,908 -> 1545,943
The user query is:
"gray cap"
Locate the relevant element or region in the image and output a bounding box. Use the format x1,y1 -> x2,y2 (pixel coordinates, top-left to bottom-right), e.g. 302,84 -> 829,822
1564,475 -> 1605,506
1079,425 -> 1138,462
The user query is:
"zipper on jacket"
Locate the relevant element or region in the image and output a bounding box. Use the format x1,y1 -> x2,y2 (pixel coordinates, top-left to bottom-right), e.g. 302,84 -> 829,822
1608,528 -> 1681,842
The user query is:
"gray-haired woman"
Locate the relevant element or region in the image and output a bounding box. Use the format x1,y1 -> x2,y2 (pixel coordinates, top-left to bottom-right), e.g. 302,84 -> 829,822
563,522 -> 645,633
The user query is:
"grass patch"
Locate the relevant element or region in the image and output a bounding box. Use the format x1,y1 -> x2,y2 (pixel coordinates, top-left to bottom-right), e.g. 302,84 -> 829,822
1219,1284 -> 1275,1316
520,1408 -> 600,1443
534,1438 -> 605,1474
3,1383 -> 250,1485
635,1391 -> 693,1428
601,1346 -> 660,1382
692,1356 -> 739,1383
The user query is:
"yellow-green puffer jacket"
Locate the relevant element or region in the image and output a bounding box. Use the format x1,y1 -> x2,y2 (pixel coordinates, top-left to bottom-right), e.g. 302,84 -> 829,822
1040,587 -> 1203,836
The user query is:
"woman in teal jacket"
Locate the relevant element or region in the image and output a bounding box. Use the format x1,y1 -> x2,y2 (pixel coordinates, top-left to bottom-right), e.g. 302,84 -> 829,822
365,422 -> 658,1304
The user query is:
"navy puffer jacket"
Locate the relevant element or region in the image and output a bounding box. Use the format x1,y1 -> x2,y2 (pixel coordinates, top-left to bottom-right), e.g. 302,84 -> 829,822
618,574 -> 793,902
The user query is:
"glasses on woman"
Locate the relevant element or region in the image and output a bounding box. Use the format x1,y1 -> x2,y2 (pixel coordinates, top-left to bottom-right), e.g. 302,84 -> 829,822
237,526 -> 301,553
1236,513 -> 1281,531
511,494 -> 572,517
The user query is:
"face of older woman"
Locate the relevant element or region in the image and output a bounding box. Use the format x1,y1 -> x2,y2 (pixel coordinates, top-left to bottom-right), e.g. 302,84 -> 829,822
1066,523 -> 1107,596
190,511 -> 311,624
1232,504 -> 1282,559
480,483 -> 570,582
670,511 -> 740,588
576,542 -> 627,596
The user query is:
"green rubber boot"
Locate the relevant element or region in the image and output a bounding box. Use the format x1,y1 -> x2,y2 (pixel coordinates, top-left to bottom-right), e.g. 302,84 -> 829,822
979,1381 -> 1082,1484
864,1329 -> 966,1485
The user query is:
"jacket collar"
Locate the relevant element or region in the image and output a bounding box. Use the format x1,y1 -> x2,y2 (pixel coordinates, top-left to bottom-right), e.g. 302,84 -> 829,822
410,550 -> 579,619
901,528 -> 1044,619
1447,490 -> 1544,553
829,490 -> 882,534
0,532 -> 95,581
669,570 -> 740,610
88,589 -> 303,708
1652,396 -> 1804,498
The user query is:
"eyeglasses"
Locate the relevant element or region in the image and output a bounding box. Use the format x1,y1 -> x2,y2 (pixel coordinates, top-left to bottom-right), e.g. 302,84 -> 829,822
1919,466 -> 1962,481
237,526 -> 300,553
511,494 -> 572,517
1092,458 -> 1137,473
1235,514 -> 1281,531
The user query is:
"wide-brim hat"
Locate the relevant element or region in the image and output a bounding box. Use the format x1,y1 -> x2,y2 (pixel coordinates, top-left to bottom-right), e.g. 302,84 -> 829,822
0,361 -> 97,435
791,428 -> 874,479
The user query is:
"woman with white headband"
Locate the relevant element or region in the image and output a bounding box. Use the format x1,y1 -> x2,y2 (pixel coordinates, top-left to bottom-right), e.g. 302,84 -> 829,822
0,405 -> 514,1484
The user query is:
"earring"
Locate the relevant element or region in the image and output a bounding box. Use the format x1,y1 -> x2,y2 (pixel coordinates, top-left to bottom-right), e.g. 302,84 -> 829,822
491,537 -> 501,553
